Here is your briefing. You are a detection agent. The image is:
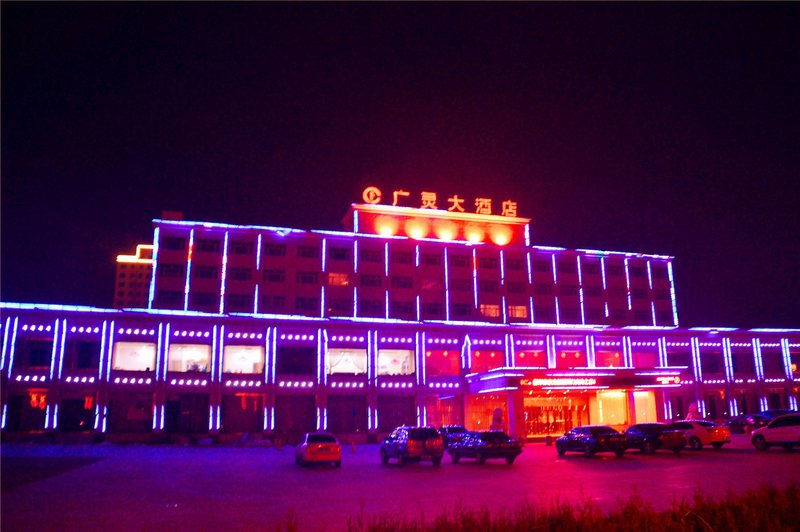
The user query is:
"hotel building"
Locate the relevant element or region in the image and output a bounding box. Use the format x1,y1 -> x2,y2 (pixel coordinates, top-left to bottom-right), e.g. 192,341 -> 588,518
2,193 -> 798,442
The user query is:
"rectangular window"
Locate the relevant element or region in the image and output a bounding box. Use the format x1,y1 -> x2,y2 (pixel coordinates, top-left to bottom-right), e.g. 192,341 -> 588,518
327,348 -> 367,375
507,282 -> 526,294
557,261 -> 577,274
654,289 -> 668,300
295,297 -> 319,310
228,268 -> 252,281
478,257 -> 497,269
327,298 -> 351,313
378,349 -> 415,375
606,265 -> 624,276
261,295 -> 286,311
533,260 -> 551,272
390,251 -> 413,264
390,301 -> 414,316
190,292 -> 217,307
193,266 -> 219,280
422,303 -> 444,317
422,278 -> 442,291
585,286 -> 603,297
158,264 -> 185,278
168,344 -> 211,372
328,272 -> 350,286
506,259 -> 524,270
452,304 -> 472,317
630,266 -> 645,278
559,285 -> 578,296
276,346 -> 316,375
534,306 -> 555,323
329,247 -> 351,261
449,255 -> 470,268
230,241 -> 254,255
586,308 -> 604,322
421,254 -> 441,266
360,249 -> 382,262
652,268 -> 669,280
391,276 -> 413,289
112,342 -> 157,371
263,269 -> 286,283
223,345 -> 265,374
359,299 -> 383,315
161,237 -> 186,251
196,239 -> 221,253
450,279 -> 471,292
533,284 -> 553,295
23,340 -> 52,367
297,245 -> 320,259
263,243 -> 286,257
359,274 -> 383,288
296,271 -> 319,284
583,263 -> 600,275
227,294 -> 252,310
480,304 -> 500,317
479,280 -> 498,293
156,290 -> 182,305
631,288 -> 646,299
508,305 -> 528,319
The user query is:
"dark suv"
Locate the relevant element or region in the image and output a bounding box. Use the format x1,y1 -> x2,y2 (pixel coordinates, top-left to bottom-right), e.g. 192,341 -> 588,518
438,425 -> 468,450
380,426 -> 444,466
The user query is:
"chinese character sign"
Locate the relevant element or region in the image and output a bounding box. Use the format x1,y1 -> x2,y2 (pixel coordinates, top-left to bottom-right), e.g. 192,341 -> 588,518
361,186 -> 519,217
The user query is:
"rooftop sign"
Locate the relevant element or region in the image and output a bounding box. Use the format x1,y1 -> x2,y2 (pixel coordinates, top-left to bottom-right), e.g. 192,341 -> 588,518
361,186 -> 520,217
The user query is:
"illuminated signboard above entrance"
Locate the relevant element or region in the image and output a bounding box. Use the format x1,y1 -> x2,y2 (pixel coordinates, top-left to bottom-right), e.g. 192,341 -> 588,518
347,187 -> 531,246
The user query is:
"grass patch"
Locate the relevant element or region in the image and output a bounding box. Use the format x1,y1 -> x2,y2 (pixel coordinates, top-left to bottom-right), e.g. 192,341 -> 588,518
341,483 -> 799,531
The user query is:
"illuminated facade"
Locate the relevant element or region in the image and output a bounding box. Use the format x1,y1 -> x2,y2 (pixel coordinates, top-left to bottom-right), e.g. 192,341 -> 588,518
2,199 -> 798,441
114,244 -> 154,309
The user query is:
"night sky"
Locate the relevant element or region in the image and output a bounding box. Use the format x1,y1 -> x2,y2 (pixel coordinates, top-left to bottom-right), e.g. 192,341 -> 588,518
2,3 -> 798,328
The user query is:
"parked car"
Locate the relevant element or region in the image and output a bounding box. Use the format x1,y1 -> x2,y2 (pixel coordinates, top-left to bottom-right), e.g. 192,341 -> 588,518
438,425 -> 468,450
751,413 -> 800,451
448,431 -> 523,464
723,414 -> 770,434
555,425 -> 626,458
295,431 -> 342,467
624,423 -> 687,454
667,420 -> 731,449
380,426 -> 444,466
760,408 -> 797,418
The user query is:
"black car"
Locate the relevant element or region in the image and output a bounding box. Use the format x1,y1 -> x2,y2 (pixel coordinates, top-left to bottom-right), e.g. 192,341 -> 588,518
624,423 -> 687,454
723,413 -> 771,434
555,425 -> 626,458
448,431 -> 523,464
438,425 -> 468,449
380,426 -> 444,466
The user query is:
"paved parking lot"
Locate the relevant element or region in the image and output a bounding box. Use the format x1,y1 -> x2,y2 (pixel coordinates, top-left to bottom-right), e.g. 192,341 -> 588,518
2,434 -> 799,531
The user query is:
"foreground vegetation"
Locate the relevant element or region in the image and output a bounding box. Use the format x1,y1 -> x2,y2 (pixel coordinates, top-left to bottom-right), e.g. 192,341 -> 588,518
335,483 -> 799,531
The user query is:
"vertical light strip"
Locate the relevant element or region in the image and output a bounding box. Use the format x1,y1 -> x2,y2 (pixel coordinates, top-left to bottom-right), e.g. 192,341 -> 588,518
722,338 -> 734,382
162,324 -> 170,382
624,258 -> 632,311
105,322 -> 115,381
501,295 -> 507,324
415,244 -> 420,267
624,336 -> 633,368
353,209 -> 359,233
525,251 -> 533,284
663,395 -> 672,420
551,254 -> 558,284
353,286 -> 358,318
209,405 -> 215,431
320,285 -> 326,318
462,335 -> 471,371
658,337 -> 667,367
159,404 -> 164,430
587,335 -> 596,368
554,296 -> 561,325
44,405 -> 50,430
53,404 -> 59,430
148,226 -> 160,309
102,405 -> 108,433
256,234 -> 263,270
7,317 -> 19,375
384,242 -> 389,277
254,284 -> 259,314
651,302 -> 657,326
499,250 -> 505,285
321,238 -> 327,272
547,335 -> 556,368
384,290 -> 389,319
317,328 -> 323,386
213,325 -> 221,382
183,228 -> 195,311
1,316 -> 11,371
270,326 -> 278,384
57,319 -> 67,379
264,327 -> 271,384
48,319 -> 60,381
577,256 -> 585,325
753,339 -> 764,381
781,339 -> 793,380
155,323 -> 163,382
99,321 -> 108,380
646,260 -> 653,290
417,331 -> 425,386
529,297 -> 535,325
263,406 -> 269,431
444,248 -> 450,321
600,257 -> 608,318
505,333 -> 513,367
691,338 -> 702,382
472,249 -> 479,309
216,405 -> 221,431
322,329 -> 329,386
415,295 -> 421,322
368,331 -> 376,387
153,405 -> 159,430
667,261 -> 679,326
524,224 -> 531,247
2,404 -> 7,430
219,231 -> 230,314
353,239 -> 359,273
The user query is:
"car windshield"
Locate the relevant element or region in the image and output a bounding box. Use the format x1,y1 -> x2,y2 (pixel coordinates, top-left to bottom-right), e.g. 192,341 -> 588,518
307,434 -> 337,443
478,432 -> 511,443
409,428 -> 439,440
696,421 -> 716,427
588,426 -> 618,436
634,424 -> 662,434
442,426 -> 466,434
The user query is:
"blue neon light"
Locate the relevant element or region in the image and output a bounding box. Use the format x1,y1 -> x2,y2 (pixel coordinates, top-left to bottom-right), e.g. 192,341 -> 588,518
271,326 -> 277,383
213,325 -> 220,382
353,286 -> 358,318
321,238 -> 327,272
162,323 -> 170,382
57,319 -> 67,379
353,240 -> 359,273
256,234 -> 262,270
45,405 -> 50,430
624,258 -> 632,311
551,254 -> 557,284
2,404 -> 8,430
148,227 -> 160,309
524,224 -> 531,247
646,260 -> 653,290
154,323 -> 163,381
320,286 -> 326,318
554,296 -> 561,325
499,250 -> 505,285
219,232 -> 229,314
1,316 -> 11,371
577,256 -> 585,325
600,257 -> 607,290
472,249 -> 478,308
444,248 -> 450,321
184,228 -> 195,311
105,321 -> 115,381
667,261 -> 679,326
254,284 -> 259,314
48,319 -> 60,380
353,209 -> 359,233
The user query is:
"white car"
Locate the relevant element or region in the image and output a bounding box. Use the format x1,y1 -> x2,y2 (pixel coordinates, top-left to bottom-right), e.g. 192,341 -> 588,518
751,413 -> 800,452
667,420 -> 731,449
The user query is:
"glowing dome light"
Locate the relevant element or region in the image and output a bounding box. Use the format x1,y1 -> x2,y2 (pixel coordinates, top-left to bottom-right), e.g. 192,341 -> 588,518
489,225 -> 512,246
404,218 -> 430,240
433,219 -> 458,241
374,215 -> 400,237
464,224 -> 485,243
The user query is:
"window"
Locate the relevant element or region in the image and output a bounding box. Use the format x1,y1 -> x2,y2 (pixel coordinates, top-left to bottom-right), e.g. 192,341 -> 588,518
228,268 -> 252,281
359,299 -> 383,316
421,278 -> 442,291
533,284 -> 553,295
329,247 -> 351,261
156,290 -> 182,305
263,243 -> 286,257
451,279 -> 471,292
190,292 -> 217,307
654,289 -> 668,300
378,349 -> 415,375
295,297 -> 319,311
223,345 -> 264,374
73,340 -> 101,369
657,311 -> 674,324
230,241 -> 254,255
630,266 -> 645,278
586,308 -> 604,322
560,285 -> 578,296
606,265 -> 624,276
261,295 -> 286,311
161,237 -> 186,251
449,255 -> 469,267
390,301 -> 414,316
390,251 -> 413,264
507,282 -> 526,294
227,294 -> 252,310
452,304 -> 471,317
263,269 -> 286,283
508,305 -> 528,319
479,280 -> 498,293
478,257 -> 497,269
583,263 -> 600,275
360,249 -> 382,262
533,260 -> 551,272
327,298 -> 351,313
534,306 -> 555,323
421,253 -> 441,266
168,344 -> 211,372
276,346 -> 316,375
296,271 -> 319,284
422,303 -> 444,317
194,266 -> 219,280
158,264 -> 185,278
327,348 -> 367,375
631,288 -> 646,299
506,259 -> 523,270
359,274 -> 383,288
391,276 -> 413,289
585,286 -> 603,298
112,342 -> 156,371
297,245 -> 320,259
652,267 -> 669,280
560,307 -> 581,323
22,340 -> 52,367
328,272 -> 350,286
557,261 -> 576,274
480,304 -> 500,317
196,239 -> 221,253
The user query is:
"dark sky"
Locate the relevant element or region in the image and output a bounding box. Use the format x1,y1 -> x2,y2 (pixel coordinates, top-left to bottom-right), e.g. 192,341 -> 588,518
2,3 -> 798,328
